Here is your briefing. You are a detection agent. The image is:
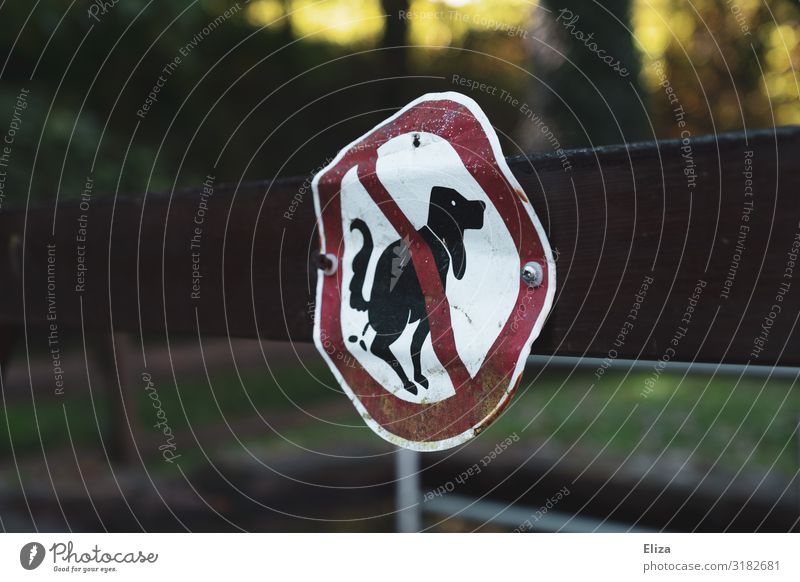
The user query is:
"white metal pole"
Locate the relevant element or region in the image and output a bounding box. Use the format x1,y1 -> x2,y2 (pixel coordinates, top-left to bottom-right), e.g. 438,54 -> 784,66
395,447 -> 421,532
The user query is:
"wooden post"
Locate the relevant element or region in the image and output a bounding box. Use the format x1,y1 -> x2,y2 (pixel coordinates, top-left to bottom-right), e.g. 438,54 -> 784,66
0,324 -> 19,384
90,332 -> 138,465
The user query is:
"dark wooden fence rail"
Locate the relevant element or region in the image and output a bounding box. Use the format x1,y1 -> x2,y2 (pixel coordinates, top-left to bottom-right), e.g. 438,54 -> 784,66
0,126 -> 798,367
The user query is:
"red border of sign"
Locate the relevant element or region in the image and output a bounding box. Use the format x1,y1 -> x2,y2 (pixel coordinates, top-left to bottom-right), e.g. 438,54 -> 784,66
312,92 -> 555,451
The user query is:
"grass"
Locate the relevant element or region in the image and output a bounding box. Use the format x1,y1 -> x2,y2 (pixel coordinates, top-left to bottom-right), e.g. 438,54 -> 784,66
2,364 -> 798,481
0,363 -> 343,460
487,368 -> 800,479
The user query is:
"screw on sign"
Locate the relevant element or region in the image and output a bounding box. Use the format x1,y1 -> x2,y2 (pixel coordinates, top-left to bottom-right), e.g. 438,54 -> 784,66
312,92 -> 555,451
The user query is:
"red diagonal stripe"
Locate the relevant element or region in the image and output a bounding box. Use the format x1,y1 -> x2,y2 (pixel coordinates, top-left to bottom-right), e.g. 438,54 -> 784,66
356,161 -> 473,391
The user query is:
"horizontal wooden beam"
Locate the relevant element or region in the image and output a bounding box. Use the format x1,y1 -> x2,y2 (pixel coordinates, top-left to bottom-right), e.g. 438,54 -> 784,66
1,127 -> 798,367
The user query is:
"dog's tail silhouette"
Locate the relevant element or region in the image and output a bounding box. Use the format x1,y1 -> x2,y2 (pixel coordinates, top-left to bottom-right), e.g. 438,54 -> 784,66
349,218 -> 372,312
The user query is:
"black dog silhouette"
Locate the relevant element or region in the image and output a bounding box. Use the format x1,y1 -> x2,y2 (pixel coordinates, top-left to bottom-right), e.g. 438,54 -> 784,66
348,186 -> 486,395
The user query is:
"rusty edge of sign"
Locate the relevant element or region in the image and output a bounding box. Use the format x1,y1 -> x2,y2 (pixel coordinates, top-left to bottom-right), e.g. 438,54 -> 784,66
311,91 -> 557,452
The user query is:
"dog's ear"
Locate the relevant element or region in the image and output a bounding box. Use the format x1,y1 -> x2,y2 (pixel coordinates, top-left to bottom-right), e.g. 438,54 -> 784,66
445,236 -> 467,280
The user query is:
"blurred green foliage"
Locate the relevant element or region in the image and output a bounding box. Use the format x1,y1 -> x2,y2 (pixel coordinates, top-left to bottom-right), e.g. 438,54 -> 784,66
0,0 -> 796,206
2,367 -> 796,480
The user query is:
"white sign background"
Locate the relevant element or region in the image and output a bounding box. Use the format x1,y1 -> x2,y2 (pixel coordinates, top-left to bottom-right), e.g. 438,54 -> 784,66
339,131 -> 520,404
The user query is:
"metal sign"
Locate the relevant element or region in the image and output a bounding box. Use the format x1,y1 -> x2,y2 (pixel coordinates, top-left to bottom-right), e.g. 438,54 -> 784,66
312,92 -> 555,450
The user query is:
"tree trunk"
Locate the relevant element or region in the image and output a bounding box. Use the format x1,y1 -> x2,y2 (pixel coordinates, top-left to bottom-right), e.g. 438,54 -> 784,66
520,0 -> 649,151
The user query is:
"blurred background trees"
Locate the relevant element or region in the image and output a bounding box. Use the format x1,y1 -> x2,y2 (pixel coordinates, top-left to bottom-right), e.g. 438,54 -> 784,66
521,0 -> 650,149
0,0 -> 797,205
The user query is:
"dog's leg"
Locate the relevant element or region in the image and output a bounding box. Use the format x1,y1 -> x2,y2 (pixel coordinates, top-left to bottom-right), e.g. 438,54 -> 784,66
410,318 -> 430,390
371,332 -> 417,395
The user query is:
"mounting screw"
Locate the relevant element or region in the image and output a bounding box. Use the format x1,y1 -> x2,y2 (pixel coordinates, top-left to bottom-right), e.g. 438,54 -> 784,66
316,253 -> 338,276
521,261 -> 543,288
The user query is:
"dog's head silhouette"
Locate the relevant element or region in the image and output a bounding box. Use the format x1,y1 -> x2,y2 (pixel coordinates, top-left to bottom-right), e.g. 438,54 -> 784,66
427,186 -> 486,280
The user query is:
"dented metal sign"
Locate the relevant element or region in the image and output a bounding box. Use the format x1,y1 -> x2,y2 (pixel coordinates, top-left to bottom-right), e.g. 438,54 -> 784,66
312,92 -> 555,451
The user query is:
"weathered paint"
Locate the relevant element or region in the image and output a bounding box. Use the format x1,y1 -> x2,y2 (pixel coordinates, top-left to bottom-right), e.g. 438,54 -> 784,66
312,92 -> 556,451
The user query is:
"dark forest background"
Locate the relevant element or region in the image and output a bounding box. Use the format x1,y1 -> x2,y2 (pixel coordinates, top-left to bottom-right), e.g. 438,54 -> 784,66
0,0 -> 797,205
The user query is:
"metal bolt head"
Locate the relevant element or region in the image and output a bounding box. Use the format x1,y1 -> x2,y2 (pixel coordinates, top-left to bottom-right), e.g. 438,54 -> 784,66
317,253 -> 338,276
521,261 -> 543,288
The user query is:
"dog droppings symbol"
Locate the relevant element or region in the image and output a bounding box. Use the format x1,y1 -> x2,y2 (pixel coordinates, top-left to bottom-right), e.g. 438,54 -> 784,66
312,92 -> 555,450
